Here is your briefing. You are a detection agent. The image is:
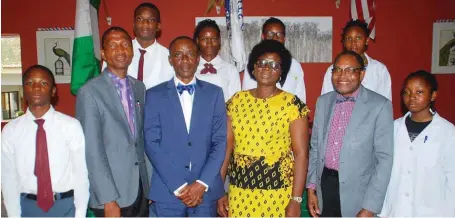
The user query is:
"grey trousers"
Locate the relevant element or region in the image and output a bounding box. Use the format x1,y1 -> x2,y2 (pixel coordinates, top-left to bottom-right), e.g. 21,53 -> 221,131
20,195 -> 75,217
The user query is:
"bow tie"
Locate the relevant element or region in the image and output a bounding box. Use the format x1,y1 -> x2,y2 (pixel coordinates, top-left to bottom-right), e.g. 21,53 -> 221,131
335,96 -> 356,104
176,83 -> 195,95
200,63 -> 217,74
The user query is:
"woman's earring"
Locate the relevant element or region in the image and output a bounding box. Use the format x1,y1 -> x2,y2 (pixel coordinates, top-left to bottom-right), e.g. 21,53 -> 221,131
429,108 -> 435,115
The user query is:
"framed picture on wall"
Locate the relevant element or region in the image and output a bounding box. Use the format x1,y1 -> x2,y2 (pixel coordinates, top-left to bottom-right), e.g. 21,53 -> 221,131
195,16 -> 333,64
36,28 -> 74,83
431,20 -> 455,74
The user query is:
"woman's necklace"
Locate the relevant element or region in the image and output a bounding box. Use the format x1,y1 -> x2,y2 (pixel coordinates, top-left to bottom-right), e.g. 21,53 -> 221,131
254,88 -> 278,100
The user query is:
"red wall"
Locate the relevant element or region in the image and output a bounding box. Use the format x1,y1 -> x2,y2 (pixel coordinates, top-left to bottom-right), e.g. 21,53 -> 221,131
2,0 -> 455,123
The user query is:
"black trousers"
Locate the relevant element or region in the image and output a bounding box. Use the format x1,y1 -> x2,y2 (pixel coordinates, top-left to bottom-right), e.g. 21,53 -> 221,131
91,178 -> 148,217
320,167 -> 342,217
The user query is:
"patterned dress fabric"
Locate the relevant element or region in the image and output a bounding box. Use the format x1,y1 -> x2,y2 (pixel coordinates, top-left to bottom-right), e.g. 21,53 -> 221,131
226,90 -> 310,217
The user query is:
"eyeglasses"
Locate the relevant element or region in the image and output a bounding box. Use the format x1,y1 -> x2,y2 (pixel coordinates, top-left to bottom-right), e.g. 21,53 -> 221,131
331,66 -> 364,75
265,31 -> 285,39
255,59 -> 281,71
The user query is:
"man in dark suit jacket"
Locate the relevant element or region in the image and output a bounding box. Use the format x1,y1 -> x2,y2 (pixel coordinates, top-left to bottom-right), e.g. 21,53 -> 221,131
144,36 -> 226,216
76,27 -> 149,217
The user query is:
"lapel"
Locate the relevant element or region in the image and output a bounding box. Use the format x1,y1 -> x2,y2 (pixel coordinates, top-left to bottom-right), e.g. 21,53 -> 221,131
129,76 -> 142,142
166,79 -> 190,137
321,92 -> 337,154
343,85 -> 369,147
102,72 -> 134,141
189,79 -> 205,136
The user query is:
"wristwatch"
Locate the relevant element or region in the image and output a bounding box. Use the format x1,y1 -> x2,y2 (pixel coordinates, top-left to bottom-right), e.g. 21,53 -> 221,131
291,196 -> 303,203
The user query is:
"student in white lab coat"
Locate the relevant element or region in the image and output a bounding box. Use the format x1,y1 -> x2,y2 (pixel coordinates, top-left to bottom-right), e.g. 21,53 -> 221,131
380,70 -> 455,217
321,20 -> 392,101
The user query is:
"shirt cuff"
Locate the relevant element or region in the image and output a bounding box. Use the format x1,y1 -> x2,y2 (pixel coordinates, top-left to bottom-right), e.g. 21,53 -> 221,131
75,209 -> 88,218
174,183 -> 188,196
306,183 -> 316,190
196,180 -> 209,192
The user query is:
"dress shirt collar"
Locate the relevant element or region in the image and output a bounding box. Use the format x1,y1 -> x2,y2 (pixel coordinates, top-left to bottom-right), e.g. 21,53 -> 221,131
336,86 -> 360,101
133,38 -> 158,53
25,105 -> 55,122
199,55 -> 222,69
364,53 -> 372,67
174,76 -> 197,87
105,68 -> 128,85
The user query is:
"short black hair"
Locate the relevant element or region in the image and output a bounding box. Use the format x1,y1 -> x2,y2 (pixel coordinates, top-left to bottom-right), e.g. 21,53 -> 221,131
101,26 -> 132,49
193,19 -> 221,40
169,36 -> 199,52
134,2 -> 160,22
247,39 -> 292,86
262,17 -> 286,35
342,19 -> 370,40
403,70 -> 439,112
22,65 -> 56,87
333,50 -> 366,69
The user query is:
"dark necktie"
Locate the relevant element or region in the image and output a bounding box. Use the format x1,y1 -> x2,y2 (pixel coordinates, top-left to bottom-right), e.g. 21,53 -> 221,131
34,119 -> 54,212
176,83 -> 195,95
200,63 -> 217,74
137,49 -> 147,81
335,96 -> 356,104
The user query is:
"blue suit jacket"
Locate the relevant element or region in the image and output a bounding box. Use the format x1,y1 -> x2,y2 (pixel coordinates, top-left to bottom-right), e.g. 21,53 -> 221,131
144,78 -> 227,203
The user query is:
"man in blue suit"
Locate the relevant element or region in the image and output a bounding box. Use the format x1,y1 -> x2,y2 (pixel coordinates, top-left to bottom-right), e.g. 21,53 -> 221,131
144,36 -> 227,217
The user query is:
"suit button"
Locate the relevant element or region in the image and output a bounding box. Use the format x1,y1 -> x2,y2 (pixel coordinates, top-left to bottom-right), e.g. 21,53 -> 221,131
134,143 -> 137,147
188,142 -> 192,146
135,162 -> 139,166
185,165 -> 189,169
321,159 -> 324,163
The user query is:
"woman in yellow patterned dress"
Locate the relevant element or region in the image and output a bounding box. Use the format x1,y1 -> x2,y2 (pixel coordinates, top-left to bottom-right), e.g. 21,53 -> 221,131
217,40 -> 310,217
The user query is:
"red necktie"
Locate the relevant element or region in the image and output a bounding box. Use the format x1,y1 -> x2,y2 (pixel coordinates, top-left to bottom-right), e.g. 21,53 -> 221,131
200,63 -> 217,74
137,49 -> 147,81
34,119 -> 54,212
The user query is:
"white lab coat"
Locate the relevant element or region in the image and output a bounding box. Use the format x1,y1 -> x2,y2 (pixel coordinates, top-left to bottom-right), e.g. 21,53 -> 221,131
380,112 -> 455,217
321,53 -> 392,101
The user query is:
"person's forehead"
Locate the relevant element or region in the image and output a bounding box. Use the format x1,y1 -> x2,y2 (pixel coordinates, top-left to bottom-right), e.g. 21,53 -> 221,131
335,55 -> 360,66
25,69 -> 52,80
200,27 -> 218,35
135,7 -> 158,17
405,77 -> 428,87
345,26 -> 366,36
106,31 -> 130,42
264,23 -> 285,32
171,39 -> 197,51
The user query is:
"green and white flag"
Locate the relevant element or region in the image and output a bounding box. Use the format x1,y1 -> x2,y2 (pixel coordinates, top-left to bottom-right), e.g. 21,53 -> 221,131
71,0 -> 101,95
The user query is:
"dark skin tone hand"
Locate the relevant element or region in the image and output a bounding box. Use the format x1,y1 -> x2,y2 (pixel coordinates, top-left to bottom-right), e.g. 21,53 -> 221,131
218,118 -> 234,217
217,195 -> 229,217
307,189 -> 320,217
356,208 -> 374,217
177,182 -> 206,207
285,200 -> 301,217
104,201 -> 121,217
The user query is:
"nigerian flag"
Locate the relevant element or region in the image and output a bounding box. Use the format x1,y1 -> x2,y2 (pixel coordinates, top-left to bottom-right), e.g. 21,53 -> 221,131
71,0 -> 101,95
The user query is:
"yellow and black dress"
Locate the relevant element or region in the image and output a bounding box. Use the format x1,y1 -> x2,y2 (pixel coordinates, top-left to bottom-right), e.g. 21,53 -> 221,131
226,90 -> 310,217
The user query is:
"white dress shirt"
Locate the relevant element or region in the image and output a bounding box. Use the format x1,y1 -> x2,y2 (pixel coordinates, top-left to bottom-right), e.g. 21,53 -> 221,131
321,53 -> 392,101
380,112 -> 455,217
102,39 -> 175,90
242,57 -> 307,103
172,77 -> 209,196
196,55 -> 241,102
1,106 -> 89,217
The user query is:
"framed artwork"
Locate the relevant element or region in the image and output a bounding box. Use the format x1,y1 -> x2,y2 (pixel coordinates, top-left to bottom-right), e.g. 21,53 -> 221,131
195,16 -> 333,64
431,20 -> 455,74
36,29 -> 74,83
